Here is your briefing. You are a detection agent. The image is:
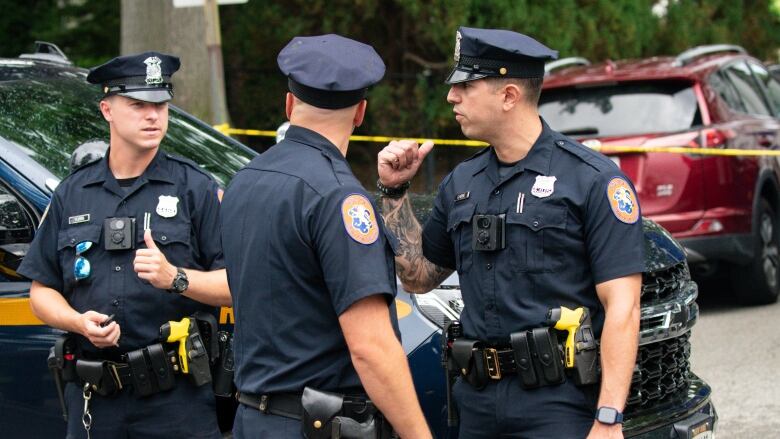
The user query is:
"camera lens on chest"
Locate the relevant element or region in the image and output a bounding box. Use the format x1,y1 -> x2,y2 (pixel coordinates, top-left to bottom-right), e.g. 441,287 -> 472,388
104,217 -> 135,251
111,219 -> 125,230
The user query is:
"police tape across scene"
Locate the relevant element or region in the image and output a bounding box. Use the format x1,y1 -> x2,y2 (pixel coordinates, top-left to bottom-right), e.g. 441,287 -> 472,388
213,123 -> 780,156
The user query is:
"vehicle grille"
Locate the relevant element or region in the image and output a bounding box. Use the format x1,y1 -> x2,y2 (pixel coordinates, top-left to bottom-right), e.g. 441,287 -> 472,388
625,332 -> 691,412
642,262 -> 690,303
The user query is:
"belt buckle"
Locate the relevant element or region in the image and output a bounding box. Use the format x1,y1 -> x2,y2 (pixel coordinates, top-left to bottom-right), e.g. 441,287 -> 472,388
107,362 -> 123,390
484,348 -> 502,380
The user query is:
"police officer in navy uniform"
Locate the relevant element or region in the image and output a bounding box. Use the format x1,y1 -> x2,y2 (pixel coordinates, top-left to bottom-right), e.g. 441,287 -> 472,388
220,34 -> 431,438
18,52 -> 231,438
378,27 -> 643,438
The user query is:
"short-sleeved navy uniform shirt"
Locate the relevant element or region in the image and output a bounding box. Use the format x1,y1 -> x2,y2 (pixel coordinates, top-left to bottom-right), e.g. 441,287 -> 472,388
18,150 -> 224,354
422,119 -> 645,343
221,125 -> 400,395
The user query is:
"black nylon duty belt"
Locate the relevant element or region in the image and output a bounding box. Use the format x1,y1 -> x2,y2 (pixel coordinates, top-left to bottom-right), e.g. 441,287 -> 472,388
238,392 -> 304,420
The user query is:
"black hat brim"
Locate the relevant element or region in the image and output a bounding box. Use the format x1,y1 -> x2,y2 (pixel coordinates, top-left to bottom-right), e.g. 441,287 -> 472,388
116,89 -> 173,104
445,68 -> 488,85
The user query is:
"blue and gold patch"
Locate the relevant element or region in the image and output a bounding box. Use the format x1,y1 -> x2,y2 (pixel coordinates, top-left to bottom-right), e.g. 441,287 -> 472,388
606,177 -> 639,224
341,194 -> 379,244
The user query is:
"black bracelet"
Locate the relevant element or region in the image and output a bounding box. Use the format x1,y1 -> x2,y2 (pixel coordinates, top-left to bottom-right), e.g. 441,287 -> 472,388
377,179 -> 411,199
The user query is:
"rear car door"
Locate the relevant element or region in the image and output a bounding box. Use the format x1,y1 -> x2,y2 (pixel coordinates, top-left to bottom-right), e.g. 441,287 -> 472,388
0,159 -> 65,438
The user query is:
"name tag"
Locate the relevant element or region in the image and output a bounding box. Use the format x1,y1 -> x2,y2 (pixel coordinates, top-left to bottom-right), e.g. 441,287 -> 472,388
455,192 -> 470,202
68,214 -> 90,225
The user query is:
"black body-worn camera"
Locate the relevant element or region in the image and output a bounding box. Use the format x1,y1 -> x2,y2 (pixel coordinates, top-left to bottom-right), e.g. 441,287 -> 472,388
472,214 -> 505,251
104,217 -> 135,251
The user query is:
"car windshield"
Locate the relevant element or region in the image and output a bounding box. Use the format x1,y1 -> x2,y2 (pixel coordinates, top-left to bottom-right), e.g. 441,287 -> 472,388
0,75 -> 254,187
539,81 -> 701,137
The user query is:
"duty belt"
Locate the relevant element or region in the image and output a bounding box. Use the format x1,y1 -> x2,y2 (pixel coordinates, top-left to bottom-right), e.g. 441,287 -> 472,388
238,392 -> 304,419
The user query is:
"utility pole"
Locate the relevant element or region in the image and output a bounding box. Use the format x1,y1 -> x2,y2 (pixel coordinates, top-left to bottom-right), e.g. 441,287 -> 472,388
203,0 -> 230,126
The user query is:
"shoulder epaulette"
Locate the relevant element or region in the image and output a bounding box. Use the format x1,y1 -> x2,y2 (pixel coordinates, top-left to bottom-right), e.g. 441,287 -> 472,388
165,153 -> 213,179
553,138 -> 615,173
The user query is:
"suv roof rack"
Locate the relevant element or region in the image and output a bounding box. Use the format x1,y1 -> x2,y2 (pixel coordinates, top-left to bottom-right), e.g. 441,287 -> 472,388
545,57 -> 591,75
19,41 -> 72,66
673,44 -> 746,67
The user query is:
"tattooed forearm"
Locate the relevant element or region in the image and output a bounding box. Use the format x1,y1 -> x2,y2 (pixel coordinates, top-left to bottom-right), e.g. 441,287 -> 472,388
381,195 -> 453,293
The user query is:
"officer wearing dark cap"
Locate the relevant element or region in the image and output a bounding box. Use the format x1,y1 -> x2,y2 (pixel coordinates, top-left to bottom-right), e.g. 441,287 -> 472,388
18,52 -> 230,438
220,34 -> 431,438
378,26 -> 643,438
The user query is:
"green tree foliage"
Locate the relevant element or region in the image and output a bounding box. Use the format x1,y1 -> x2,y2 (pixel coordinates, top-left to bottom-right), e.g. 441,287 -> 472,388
0,0 -> 119,67
2,0 -> 779,147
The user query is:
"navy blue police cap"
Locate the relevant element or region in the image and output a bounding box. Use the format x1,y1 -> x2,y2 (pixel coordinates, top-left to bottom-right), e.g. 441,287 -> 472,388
86,52 -> 180,103
277,34 -> 385,109
446,27 -> 558,84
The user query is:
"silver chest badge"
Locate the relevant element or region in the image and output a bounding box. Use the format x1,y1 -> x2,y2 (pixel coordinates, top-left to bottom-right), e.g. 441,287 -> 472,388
531,176 -> 557,198
144,56 -> 163,85
454,31 -> 462,62
156,195 -> 179,218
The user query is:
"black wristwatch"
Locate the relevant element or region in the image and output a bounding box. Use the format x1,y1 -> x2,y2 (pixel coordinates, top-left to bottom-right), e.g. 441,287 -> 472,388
595,407 -> 623,425
376,179 -> 411,199
168,267 -> 189,294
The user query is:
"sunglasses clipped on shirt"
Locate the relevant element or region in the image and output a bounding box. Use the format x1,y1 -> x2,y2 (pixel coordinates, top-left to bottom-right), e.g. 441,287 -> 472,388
74,241 -> 93,281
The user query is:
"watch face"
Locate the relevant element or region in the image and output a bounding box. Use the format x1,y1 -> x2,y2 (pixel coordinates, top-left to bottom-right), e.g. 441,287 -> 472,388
596,407 -> 619,424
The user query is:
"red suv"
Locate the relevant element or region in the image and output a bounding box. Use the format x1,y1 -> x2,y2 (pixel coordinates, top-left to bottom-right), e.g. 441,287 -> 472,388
540,45 -> 780,305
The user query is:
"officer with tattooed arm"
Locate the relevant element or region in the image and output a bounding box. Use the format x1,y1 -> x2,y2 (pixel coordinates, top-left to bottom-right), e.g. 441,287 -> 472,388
377,27 -> 643,438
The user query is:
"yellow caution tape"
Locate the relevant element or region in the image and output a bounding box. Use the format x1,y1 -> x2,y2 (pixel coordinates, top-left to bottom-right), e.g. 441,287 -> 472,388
213,124 -> 780,156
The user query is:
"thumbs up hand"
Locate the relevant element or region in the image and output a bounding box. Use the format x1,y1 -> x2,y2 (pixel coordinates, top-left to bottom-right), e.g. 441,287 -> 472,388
134,229 -> 177,290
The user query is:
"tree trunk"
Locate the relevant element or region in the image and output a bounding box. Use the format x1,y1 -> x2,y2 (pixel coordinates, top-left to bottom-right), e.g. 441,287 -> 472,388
120,0 -> 211,122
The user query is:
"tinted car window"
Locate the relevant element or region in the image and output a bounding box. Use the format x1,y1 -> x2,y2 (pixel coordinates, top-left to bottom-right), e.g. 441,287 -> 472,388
722,62 -> 771,116
538,81 -> 700,137
0,77 -> 254,187
748,62 -> 780,117
709,70 -> 748,113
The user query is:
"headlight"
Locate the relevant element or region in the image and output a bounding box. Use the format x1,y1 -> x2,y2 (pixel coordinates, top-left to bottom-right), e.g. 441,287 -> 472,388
412,287 -> 463,329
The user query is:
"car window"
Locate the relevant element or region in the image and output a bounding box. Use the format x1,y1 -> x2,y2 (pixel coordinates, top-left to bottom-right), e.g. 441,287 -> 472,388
748,62 -> 780,117
722,62 -> 771,116
0,77 -> 254,187
538,81 -> 700,137
0,181 -> 34,282
708,70 -> 748,113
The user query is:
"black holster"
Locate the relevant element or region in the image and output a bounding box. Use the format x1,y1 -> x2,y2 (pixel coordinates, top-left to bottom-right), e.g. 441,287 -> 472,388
301,387 -> 396,439
47,334 -> 78,420
449,339 -> 489,389
212,331 -> 235,397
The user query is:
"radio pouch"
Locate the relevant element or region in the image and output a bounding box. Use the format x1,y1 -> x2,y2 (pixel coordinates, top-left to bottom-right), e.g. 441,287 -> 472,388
451,339 -> 488,389
301,387 -> 344,439
76,360 -> 118,397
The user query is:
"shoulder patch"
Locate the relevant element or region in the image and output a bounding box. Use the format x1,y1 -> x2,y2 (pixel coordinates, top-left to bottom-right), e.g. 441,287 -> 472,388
341,194 -> 379,245
606,177 -> 639,224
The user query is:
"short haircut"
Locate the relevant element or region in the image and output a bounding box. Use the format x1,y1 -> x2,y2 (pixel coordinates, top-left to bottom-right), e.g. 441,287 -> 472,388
488,77 -> 544,106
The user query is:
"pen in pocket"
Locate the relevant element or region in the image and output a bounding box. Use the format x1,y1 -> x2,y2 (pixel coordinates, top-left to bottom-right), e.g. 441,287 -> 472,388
516,192 -> 525,214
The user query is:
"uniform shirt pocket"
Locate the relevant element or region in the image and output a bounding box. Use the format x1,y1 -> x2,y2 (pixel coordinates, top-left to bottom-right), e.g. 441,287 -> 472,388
57,224 -> 102,288
506,202 -> 567,273
136,221 -> 194,267
447,202 -> 476,273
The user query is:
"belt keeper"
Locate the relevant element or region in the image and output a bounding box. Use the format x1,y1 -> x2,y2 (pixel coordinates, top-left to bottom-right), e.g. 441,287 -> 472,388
259,394 -> 269,413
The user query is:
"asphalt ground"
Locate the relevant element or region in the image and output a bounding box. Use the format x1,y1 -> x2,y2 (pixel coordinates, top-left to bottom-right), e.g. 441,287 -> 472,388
689,275 -> 780,438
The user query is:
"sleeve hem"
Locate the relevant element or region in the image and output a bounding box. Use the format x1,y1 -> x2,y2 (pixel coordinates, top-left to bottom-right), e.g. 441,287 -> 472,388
333,283 -> 395,317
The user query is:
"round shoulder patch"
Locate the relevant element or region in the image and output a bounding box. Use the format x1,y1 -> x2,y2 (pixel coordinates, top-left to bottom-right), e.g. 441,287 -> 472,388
341,194 -> 380,245
606,177 -> 639,224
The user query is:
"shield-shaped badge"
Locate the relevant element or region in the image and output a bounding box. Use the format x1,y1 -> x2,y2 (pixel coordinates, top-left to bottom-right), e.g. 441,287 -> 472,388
144,56 -> 163,85
531,175 -> 557,198
156,195 -> 179,218
454,31 -> 462,62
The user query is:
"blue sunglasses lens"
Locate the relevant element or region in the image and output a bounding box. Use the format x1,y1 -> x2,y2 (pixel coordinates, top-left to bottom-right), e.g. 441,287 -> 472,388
74,256 -> 91,280
75,241 -> 93,255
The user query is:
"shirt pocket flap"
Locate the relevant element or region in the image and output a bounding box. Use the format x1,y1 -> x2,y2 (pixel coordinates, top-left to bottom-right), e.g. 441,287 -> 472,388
57,224 -> 102,250
447,202 -> 476,232
506,203 -> 567,232
136,223 -> 190,246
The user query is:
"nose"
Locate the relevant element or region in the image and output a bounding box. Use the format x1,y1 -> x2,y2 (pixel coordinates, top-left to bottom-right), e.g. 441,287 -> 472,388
446,86 -> 459,104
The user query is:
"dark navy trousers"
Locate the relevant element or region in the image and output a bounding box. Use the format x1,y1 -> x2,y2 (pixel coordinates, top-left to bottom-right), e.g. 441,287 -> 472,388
64,376 -> 220,439
453,376 -> 599,439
